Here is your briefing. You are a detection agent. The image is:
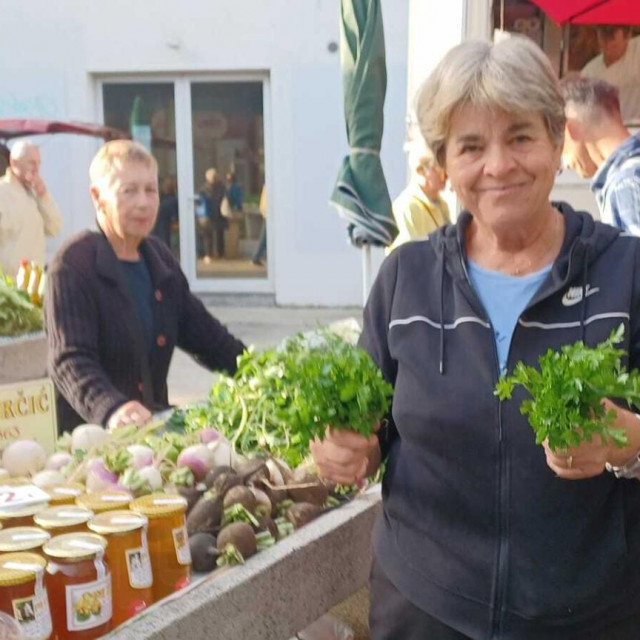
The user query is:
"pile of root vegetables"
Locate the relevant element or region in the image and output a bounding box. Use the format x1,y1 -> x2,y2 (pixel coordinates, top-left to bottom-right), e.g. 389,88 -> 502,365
0,420 -> 346,572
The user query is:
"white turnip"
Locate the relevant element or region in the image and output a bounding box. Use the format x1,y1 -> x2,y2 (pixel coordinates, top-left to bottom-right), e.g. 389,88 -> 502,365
45,452 -> 73,472
126,445 -> 154,470
207,440 -> 236,469
32,470 -> 67,488
85,458 -> 119,493
137,466 -> 163,492
199,428 -> 221,445
71,424 -> 108,454
177,444 -> 215,481
2,440 -> 47,477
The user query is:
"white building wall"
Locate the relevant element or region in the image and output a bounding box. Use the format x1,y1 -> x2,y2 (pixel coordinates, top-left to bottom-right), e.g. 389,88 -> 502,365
0,0 -> 410,306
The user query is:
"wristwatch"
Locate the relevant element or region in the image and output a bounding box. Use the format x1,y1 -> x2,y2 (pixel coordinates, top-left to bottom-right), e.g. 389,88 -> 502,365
606,450 -> 640,479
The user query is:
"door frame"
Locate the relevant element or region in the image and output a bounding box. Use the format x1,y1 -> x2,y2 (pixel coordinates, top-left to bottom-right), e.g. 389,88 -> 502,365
95,72 -> 274,294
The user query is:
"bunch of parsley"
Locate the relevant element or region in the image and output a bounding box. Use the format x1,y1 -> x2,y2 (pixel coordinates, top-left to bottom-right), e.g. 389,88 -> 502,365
495,324 -> 640,452
185,331 -> 393,467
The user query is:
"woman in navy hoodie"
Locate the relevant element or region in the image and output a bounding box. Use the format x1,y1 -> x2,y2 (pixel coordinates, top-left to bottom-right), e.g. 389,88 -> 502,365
312,36 -> 640,640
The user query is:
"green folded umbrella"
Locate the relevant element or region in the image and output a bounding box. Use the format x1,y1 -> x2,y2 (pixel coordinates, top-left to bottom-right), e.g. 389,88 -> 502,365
331,0 -> 397,248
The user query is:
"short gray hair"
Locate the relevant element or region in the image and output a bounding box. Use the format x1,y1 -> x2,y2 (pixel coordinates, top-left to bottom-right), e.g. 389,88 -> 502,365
90,140 -> 157,185
415,36 -> 565,167
560,76 -> 621,121
10,140 -> 39,162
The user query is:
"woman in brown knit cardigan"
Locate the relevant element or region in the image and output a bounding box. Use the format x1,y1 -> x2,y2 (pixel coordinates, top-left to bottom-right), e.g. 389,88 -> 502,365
45,140 -> 245,433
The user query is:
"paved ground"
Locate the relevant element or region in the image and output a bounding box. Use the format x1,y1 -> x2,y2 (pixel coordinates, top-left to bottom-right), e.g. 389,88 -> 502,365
167,306 -> 363,406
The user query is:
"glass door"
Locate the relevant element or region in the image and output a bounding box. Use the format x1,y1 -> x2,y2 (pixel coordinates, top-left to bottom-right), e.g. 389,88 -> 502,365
189,81 -> 267,280
100,75 -> 271,293
102,82 -> 180,258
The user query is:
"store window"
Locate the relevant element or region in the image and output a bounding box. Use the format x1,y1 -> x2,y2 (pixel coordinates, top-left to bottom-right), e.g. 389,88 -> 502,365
492,1 -> 640,125
102,83 -> 180,257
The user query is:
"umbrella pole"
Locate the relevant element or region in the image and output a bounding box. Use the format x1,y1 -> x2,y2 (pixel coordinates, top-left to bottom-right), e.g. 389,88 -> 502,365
362,243 -> 372,306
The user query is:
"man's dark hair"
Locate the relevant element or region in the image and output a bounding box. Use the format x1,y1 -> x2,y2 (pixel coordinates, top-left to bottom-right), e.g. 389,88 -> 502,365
560,76 -> 621,120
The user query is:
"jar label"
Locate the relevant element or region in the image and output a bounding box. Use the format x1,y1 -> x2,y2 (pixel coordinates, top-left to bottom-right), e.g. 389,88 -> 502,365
126,546 -> 153,589
172,525 -> 191,566
65,574 -> 112,631
11,591 -> 52,640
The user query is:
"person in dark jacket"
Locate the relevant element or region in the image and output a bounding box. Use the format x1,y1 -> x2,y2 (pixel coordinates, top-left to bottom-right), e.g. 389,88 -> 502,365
199,167 -> 227,259
46,140 -> 245,433
311,36 -> 640,640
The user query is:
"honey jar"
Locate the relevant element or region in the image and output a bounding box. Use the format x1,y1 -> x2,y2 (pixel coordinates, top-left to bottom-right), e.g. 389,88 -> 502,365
75,491 -> 132,514
44,484 -> 85,507
130,493 -> 191,601
0,501 -> 49,529
0,528 -> 51,555
43,533 -> 112,639
88,510 -> 153,625
0,552 -> 52,639
34,507 -> 94,536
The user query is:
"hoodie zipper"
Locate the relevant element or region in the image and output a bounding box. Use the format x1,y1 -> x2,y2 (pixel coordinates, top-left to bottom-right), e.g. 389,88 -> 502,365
457,239 -> 508,639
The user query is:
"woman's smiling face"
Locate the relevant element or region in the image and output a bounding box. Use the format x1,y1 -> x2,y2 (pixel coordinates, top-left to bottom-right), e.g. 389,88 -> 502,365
444,104 -> 562,232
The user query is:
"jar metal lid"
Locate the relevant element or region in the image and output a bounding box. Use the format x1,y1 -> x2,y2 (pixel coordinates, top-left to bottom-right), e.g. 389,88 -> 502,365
130,493 -> 187,518
0,527 -> 51,552
45,483 -> 85,504
76,491 -> 132,513
88,510 -> 148,535
33,506 -> 94,529
43,532 -> 108,560
0,552 -> 46,586
0,501 -> 48,520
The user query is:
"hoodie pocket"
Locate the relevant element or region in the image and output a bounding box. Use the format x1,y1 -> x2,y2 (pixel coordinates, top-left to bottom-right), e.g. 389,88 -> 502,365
507,479 -> 629,621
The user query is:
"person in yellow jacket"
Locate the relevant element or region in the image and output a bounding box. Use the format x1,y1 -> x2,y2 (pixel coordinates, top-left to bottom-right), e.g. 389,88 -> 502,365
0,140 -> 62,278
388,142 -> 450,253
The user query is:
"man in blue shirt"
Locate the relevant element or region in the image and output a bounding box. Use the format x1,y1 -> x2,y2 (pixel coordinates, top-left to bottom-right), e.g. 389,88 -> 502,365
561,76 -> 640,235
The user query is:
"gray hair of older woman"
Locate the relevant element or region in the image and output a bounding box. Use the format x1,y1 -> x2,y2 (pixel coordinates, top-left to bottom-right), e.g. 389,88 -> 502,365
415,36 -> 565,168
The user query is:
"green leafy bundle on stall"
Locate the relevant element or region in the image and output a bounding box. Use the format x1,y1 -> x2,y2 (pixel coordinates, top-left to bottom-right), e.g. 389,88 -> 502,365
185,331 -> 393,467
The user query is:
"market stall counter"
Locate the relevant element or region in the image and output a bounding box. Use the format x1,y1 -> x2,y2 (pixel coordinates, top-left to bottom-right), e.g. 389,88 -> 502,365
104,487 -> 381,640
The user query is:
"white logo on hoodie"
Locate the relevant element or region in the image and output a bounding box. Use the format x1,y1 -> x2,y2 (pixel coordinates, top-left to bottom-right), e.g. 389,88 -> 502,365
562,285 -> 599,307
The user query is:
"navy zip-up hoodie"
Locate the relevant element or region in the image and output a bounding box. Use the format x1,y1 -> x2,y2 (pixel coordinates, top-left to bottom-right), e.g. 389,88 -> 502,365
360,204 -> 640,639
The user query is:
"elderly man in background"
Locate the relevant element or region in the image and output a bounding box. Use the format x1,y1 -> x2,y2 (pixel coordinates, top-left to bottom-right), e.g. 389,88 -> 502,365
0,140 -> 62,277
582,25 -> 640,124
561,76 -> 640,234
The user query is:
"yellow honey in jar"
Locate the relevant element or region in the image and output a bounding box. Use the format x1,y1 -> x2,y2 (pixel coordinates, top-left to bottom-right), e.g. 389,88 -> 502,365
88,510 -> 153,625
0,551 -> 52,639
130,493 -> 191,601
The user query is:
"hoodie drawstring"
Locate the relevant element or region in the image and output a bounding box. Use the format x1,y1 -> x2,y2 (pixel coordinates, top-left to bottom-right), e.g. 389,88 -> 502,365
580,244 -> 589,343
439,244 -> 446,375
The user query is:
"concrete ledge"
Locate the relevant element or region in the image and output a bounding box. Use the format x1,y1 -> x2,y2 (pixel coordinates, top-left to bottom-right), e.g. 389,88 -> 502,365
0,332 -> 47,384
106,487 -> 381,640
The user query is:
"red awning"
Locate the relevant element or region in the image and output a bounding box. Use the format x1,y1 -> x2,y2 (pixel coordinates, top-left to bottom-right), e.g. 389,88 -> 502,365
530,0 -> 640,25
0,119 -> 128,142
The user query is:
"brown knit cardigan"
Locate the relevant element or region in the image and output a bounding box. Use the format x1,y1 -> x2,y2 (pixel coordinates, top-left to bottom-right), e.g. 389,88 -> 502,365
45,229 -> 245,432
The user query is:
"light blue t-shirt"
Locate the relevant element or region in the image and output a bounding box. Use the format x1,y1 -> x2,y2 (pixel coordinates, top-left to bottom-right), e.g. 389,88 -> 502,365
467,259 -> 552,374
